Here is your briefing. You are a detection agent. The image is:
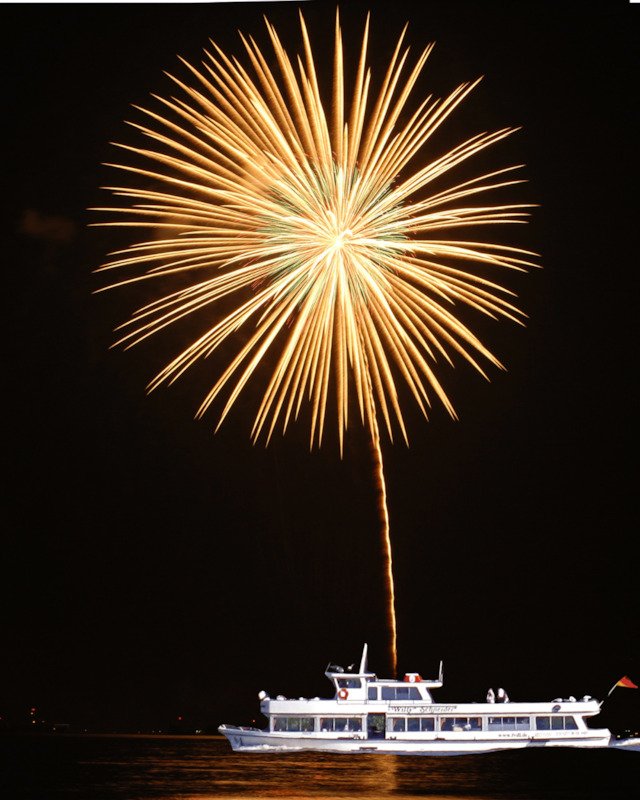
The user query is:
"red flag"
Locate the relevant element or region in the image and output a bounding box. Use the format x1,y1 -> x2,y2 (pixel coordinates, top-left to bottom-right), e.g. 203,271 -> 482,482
607,675 -> 638,697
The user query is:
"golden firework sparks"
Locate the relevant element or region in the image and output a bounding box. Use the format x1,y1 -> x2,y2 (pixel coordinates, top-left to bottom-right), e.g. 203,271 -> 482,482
94,10 -> 537,674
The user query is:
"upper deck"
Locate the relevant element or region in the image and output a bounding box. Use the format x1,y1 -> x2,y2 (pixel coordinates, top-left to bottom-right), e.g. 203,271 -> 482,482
324,642 -> 443,702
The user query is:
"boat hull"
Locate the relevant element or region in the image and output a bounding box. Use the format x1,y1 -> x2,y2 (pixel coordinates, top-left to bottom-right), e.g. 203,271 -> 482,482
609,737 -> 640,752
218,725 -> 613,755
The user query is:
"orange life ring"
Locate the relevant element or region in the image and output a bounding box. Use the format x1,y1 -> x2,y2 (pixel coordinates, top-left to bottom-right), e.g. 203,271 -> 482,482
338,688 -> 349,700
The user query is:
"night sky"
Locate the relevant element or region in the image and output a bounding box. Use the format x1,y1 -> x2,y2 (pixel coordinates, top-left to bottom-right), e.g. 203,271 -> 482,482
5,1 -> 638,735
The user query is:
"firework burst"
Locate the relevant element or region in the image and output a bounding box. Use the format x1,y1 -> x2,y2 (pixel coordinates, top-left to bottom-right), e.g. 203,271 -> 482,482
95,10 -> 537,673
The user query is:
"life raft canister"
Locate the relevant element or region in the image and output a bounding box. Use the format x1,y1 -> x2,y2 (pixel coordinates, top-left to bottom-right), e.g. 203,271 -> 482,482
338,688 -> 349,699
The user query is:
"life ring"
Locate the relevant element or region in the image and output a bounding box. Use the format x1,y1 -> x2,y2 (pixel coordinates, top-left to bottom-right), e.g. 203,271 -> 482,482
338,688 -> 349,700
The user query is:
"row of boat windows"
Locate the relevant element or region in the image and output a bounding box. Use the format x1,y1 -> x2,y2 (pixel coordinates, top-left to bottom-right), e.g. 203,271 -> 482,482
273,717 -> 362,732
536,716 -> 579,730
369,687 -> 422,700
271,715 -> 579,733
389,716 -> 579,732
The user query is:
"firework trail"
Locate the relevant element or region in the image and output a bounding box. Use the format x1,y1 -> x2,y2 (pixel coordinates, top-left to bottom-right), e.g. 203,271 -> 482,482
370,411 -> 396,674
95,10 -> 536,673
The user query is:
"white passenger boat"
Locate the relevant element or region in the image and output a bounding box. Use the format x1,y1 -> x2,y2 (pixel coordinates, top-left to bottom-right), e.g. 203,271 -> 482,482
219,644 -> 638,755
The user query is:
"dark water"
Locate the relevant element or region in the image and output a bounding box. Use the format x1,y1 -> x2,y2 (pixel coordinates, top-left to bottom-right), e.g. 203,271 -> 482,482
0,735 -> 637,800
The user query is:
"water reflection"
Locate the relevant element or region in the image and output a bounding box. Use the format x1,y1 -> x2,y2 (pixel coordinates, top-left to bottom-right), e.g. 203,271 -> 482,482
5,734 -> 638,799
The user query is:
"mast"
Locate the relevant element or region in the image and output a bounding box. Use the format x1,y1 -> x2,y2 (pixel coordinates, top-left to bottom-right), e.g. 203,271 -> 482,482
359,643 -> 368,674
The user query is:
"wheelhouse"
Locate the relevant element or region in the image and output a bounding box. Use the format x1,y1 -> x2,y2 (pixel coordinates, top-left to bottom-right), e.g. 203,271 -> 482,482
325,643 -> 443,703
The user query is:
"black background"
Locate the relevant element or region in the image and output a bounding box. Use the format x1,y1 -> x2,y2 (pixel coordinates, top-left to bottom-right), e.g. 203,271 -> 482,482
4,1 -> 638,735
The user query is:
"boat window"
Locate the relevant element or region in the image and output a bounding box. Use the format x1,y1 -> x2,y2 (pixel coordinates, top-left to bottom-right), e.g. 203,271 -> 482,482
391,716 -> 435,731
497,716 -> 531,731
337,678 -> 362,689
441,717 -> 482,732
536,715 -> 577,731
368,687 -> 378,700
320,717 -> 362,732
381,686 -> 422,700
273,716 -> 315,732
488,716 -> 527,731
546,715 -> 579,731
